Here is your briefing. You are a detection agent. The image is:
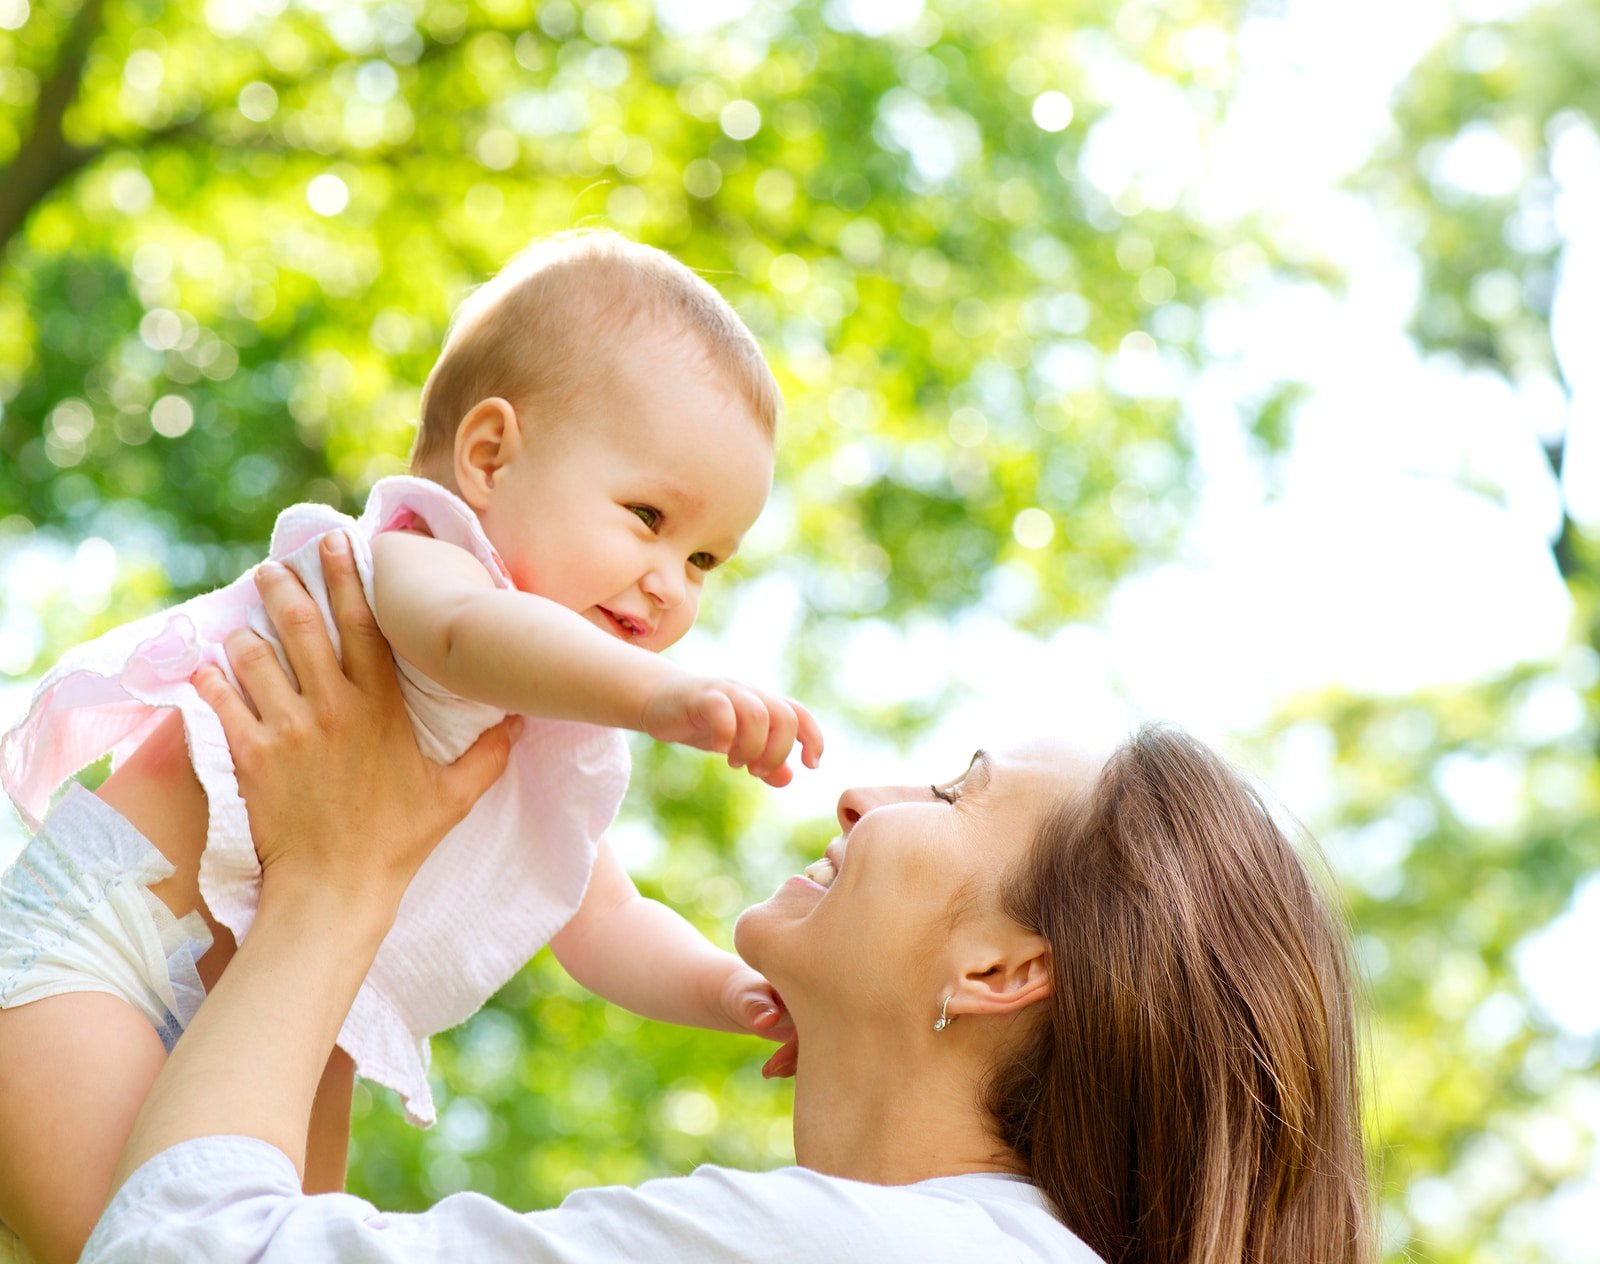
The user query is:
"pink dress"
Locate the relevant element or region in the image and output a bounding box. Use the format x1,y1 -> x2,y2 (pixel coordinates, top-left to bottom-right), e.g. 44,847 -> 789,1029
0,476 -> 630,1125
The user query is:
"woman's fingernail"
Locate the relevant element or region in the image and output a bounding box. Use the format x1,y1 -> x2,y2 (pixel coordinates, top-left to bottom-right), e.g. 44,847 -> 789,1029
258,561 -> 285,579
324,531 -> 349,556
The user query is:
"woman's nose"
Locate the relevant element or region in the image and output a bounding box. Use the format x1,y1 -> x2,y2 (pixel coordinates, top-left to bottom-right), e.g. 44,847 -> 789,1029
835,784 -> 917,833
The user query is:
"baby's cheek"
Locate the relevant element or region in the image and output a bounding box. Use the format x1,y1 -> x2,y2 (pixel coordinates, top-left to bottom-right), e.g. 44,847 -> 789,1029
657,599 -> 700,651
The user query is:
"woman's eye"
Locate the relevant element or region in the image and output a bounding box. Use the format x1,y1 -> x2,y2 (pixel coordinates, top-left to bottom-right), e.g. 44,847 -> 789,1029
689,551 -> 718,572
629,505 -> 661,530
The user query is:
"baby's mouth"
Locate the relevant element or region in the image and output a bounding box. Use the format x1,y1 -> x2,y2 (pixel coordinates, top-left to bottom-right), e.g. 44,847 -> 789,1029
599,607 -> 650,639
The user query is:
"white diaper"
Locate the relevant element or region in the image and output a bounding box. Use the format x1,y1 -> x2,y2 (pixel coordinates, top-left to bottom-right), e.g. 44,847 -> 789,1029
0,784 -> 212,1054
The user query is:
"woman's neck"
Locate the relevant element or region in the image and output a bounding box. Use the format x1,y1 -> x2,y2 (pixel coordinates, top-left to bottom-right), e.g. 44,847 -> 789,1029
787,1023 -> 1027,1186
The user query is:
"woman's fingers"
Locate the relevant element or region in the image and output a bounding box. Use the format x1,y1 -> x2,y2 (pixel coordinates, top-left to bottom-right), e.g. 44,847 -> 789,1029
222,626 -> 299,727
437,717 -> 521,822
319,533 -> 395,693
253,561 -> 341,701
193,663 -> 259,750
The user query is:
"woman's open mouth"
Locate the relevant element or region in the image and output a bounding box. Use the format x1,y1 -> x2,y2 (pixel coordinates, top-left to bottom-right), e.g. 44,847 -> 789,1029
803,853 -> 837,889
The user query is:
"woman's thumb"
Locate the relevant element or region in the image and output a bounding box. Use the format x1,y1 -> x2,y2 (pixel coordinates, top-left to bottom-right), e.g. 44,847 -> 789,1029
443,716 -> 520,812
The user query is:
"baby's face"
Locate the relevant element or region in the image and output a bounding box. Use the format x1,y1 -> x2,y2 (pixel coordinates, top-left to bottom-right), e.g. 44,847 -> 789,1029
475,330 -> 774,653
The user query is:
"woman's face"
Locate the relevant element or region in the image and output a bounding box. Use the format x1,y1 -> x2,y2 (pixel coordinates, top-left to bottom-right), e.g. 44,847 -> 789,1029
735,737 -> 1105,1025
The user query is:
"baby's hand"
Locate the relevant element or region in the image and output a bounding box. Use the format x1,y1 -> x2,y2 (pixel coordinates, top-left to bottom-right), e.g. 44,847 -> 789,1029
719,965 -> 797,1078
641,675 -> 823,786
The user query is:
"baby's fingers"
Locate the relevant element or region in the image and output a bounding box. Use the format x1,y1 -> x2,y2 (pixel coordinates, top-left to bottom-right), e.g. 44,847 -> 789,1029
694,689 -> 738,755
749,699 -> 799,785
792,701 -> 824,770
762,1037 -> 799,1079
739,989 -> 786,1036
725,687 -> 770,771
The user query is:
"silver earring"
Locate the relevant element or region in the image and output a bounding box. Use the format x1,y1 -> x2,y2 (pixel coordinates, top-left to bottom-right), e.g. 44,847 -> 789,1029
933,995 -> 956,1032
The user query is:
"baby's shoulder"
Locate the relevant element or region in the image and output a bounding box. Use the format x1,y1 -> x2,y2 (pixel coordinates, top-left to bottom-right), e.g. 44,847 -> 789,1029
359,477 -> 513,588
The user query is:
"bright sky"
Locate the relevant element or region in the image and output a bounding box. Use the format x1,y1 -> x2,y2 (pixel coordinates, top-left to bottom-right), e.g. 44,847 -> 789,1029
1,0 -> 1595,1251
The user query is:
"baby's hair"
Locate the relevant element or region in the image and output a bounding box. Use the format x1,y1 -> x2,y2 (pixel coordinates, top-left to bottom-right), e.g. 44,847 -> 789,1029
410,229 -> 780,470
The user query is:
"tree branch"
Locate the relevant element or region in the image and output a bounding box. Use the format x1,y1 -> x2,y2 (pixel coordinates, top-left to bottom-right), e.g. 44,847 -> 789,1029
1540,434 -> 1582,583
0,0 -> 109,256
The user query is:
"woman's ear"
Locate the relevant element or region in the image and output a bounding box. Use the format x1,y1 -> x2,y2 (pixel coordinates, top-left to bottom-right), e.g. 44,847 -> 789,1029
452,397 -> 520,511
945,934 -> 1053,1020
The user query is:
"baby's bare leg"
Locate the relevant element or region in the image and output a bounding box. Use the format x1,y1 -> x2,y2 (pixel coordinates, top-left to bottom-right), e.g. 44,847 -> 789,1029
97,711 -> 352,1192
0,993 -> 166,1264
96,710 -> 213,924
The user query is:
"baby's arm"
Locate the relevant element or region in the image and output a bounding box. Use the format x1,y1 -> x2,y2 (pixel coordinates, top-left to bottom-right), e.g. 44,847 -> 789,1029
370,531 -> 821,785
549,838 -> 783,1038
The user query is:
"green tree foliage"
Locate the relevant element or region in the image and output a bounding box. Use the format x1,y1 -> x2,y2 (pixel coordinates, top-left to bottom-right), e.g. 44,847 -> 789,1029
0,0 -> 1260,1216
3,0 -> 1591,1254
1312,2 -> 1600,1257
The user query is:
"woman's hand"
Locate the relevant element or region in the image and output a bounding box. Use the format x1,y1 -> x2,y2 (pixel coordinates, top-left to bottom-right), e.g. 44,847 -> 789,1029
115,533 -> 517,1190
193,531 -> 518,908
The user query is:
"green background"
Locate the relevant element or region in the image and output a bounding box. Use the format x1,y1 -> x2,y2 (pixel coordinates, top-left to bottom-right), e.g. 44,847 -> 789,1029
2,0 -> 1595,1258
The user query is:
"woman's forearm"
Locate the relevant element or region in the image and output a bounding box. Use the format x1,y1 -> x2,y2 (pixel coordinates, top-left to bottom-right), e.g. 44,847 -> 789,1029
304,1047 -> 356,1193
112,882 -> 393,1190
109,534 -> 513,1194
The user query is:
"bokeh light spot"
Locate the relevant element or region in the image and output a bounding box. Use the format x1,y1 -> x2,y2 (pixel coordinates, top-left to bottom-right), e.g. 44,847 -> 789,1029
948,407 -> 987,448
307,173 -> 350,216
1012,507 -> 1055,548
720,99 -> 761,141
1032,90 -> 1074,133
769,253 -> 810,294
237,81 -> 279,122
151,395 -> 195,438
683,158 -> 723,198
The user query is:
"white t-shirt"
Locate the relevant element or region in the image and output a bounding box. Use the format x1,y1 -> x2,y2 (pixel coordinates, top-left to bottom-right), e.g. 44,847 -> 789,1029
82,1137 -> 1104,1263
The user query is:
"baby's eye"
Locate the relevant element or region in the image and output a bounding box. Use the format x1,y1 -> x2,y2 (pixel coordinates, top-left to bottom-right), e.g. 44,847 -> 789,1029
629,505 -> 662,530
689,551 -> 719,572
930,782 -> 958,804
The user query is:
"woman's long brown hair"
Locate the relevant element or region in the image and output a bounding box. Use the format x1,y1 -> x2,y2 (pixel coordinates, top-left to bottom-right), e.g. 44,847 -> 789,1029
987,725 -> 1373,1262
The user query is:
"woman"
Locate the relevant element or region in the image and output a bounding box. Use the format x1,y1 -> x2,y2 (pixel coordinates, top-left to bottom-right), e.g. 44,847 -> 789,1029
84,539 -> 1373,1262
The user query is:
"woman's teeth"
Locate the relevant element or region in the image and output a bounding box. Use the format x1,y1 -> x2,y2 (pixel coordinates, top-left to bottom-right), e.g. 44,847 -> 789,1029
804,857 -> 837,889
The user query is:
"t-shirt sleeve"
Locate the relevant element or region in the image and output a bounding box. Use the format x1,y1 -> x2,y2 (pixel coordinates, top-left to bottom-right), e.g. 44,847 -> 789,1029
81,1137 -> 936,1264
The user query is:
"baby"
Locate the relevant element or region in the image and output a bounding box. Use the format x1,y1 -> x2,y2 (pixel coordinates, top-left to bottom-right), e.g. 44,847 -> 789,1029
0,230 -> 820,1264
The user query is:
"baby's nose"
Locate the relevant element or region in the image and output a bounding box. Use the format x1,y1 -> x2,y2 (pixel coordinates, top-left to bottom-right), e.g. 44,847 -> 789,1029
643,564 -> 685,609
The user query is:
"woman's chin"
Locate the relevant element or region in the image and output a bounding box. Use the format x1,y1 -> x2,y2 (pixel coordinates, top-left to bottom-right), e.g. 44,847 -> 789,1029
732,896 -> 775,963
733,877 -> 821,969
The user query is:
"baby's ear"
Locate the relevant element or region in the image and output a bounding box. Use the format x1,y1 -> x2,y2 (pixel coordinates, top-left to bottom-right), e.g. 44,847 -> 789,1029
453,397 -> 518,510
